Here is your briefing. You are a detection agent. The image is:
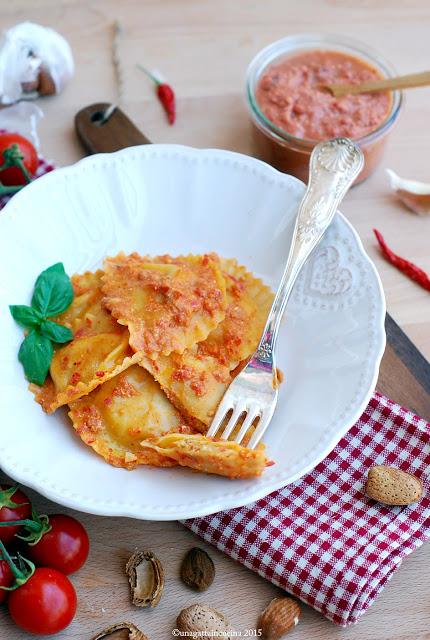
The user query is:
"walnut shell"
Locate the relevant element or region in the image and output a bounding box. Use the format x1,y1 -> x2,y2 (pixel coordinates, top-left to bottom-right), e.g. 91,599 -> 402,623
180,547 -> 215,592
125,550 -> 164,608
176,603 -> 233,636
91,622 -> 149,640
259,597 -> 301,639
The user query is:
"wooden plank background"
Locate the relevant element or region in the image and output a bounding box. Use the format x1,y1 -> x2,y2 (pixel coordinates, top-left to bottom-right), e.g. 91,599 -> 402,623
0,1 -> 429,638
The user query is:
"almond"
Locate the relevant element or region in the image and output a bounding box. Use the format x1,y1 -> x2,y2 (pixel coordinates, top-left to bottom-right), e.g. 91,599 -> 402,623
180,547 -> 215,592
259,597 -> 301,639
176,603 -> 233,636
365,465 -> 423,505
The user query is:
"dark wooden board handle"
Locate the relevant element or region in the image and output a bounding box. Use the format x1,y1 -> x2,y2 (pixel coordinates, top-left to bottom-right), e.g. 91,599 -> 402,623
74,104 -> 430,419
75,102 -> 150,154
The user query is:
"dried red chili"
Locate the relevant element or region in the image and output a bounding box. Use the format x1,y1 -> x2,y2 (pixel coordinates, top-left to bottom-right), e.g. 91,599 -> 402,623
137,64 -> 176,125
374,228 -> 430,292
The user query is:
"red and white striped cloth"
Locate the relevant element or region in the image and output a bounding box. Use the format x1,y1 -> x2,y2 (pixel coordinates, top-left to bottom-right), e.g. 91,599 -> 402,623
185,392 -> 430,626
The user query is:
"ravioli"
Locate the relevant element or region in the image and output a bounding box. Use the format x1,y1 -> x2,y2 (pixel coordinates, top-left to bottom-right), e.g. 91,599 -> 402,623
199,259 -> 274,368
140,433 -> 269,479
32,271 -> 141,413
142,350 -> 231,429
69,364 -> 269,478
27,252 -> 275,479
142,259 -> 274,426
68,365 -> 188,469
101,253 -> 227,359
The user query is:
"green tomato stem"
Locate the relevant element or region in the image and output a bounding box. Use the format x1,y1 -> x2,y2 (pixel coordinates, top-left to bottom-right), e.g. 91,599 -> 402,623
0,183 -> 25,196
0,518 -> 40,530
0,510 -> 51,545
0,143 -> 33,196
0,486 -> 25,509
0,540 -> 35,589
0,144 -> 32,183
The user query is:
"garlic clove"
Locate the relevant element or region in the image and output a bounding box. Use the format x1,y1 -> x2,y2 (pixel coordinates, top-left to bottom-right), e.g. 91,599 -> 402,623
91,622 -> 149,640
387,168 -> 430,215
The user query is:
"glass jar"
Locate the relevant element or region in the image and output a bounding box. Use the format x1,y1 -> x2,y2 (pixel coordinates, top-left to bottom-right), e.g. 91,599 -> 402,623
245,34 -> 402,184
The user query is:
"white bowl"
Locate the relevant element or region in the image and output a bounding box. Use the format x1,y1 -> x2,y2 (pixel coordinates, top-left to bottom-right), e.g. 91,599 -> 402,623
0,145 -> 385,520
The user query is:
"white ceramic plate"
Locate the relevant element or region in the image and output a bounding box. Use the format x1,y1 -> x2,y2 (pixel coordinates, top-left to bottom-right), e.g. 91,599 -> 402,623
0,145 -> 385,520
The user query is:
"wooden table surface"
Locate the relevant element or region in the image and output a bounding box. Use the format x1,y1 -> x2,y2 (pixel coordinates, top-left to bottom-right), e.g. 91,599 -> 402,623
1,1 -> 430,639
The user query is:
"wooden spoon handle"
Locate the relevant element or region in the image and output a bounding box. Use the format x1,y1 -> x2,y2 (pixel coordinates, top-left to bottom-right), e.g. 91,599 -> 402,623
328,70 -> 430,98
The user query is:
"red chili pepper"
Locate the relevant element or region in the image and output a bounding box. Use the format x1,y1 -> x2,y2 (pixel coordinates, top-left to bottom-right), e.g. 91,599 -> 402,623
156,83 -> 175,124
137,64 -> 176,125
374,228 -> 430,292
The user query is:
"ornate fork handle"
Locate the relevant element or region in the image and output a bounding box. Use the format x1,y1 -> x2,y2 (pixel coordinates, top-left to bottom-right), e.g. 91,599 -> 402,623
254,138 -> 364,369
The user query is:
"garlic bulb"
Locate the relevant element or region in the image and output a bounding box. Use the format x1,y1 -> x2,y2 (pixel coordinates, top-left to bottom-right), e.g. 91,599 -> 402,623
0,22 -> 74,104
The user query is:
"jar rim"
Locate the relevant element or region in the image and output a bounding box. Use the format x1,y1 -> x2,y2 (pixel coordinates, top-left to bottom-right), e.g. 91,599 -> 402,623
246,33 -> 403,148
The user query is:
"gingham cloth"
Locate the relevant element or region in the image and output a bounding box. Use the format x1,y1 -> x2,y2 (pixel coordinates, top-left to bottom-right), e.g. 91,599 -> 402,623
185,392 -> 430,626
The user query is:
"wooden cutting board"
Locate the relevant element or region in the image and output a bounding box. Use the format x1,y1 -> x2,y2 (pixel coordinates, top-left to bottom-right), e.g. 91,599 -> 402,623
75,102 -> 430,419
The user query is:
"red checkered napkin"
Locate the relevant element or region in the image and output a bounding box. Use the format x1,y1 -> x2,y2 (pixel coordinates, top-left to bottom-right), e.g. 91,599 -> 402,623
185,392 -> 430,626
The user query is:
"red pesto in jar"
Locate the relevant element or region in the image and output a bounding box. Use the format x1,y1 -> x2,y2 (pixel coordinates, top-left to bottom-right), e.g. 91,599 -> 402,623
256,50 -> 392,141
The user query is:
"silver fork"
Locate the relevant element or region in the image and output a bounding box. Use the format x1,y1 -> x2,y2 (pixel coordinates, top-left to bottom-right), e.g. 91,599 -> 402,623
207,138 -> 364,449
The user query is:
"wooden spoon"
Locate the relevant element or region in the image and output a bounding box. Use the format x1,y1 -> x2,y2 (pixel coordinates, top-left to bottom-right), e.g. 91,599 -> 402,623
324,70 -> 430,98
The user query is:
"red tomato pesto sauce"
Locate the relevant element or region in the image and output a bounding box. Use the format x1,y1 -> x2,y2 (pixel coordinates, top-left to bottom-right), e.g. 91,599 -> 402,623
255,50 -> 392,141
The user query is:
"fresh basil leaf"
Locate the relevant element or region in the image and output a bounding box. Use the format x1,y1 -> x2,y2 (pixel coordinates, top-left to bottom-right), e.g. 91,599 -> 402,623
31,262 -> 74,317
40,263 -> 65,276
39,320 -> 73,344
9,305 -> 42,329
18,330 -> 53,385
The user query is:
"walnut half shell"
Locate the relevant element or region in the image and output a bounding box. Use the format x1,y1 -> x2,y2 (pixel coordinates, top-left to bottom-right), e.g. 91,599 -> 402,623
91,622 -> 149,640
125,550 -> 164,607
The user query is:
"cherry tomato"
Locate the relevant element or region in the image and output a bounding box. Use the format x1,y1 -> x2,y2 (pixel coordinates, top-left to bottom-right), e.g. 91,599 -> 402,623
8,567 -> 77,635
27,514 -> 89,575
0,557 -> 13,605
0,485 -> 31,544
0,132 -> 38,185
